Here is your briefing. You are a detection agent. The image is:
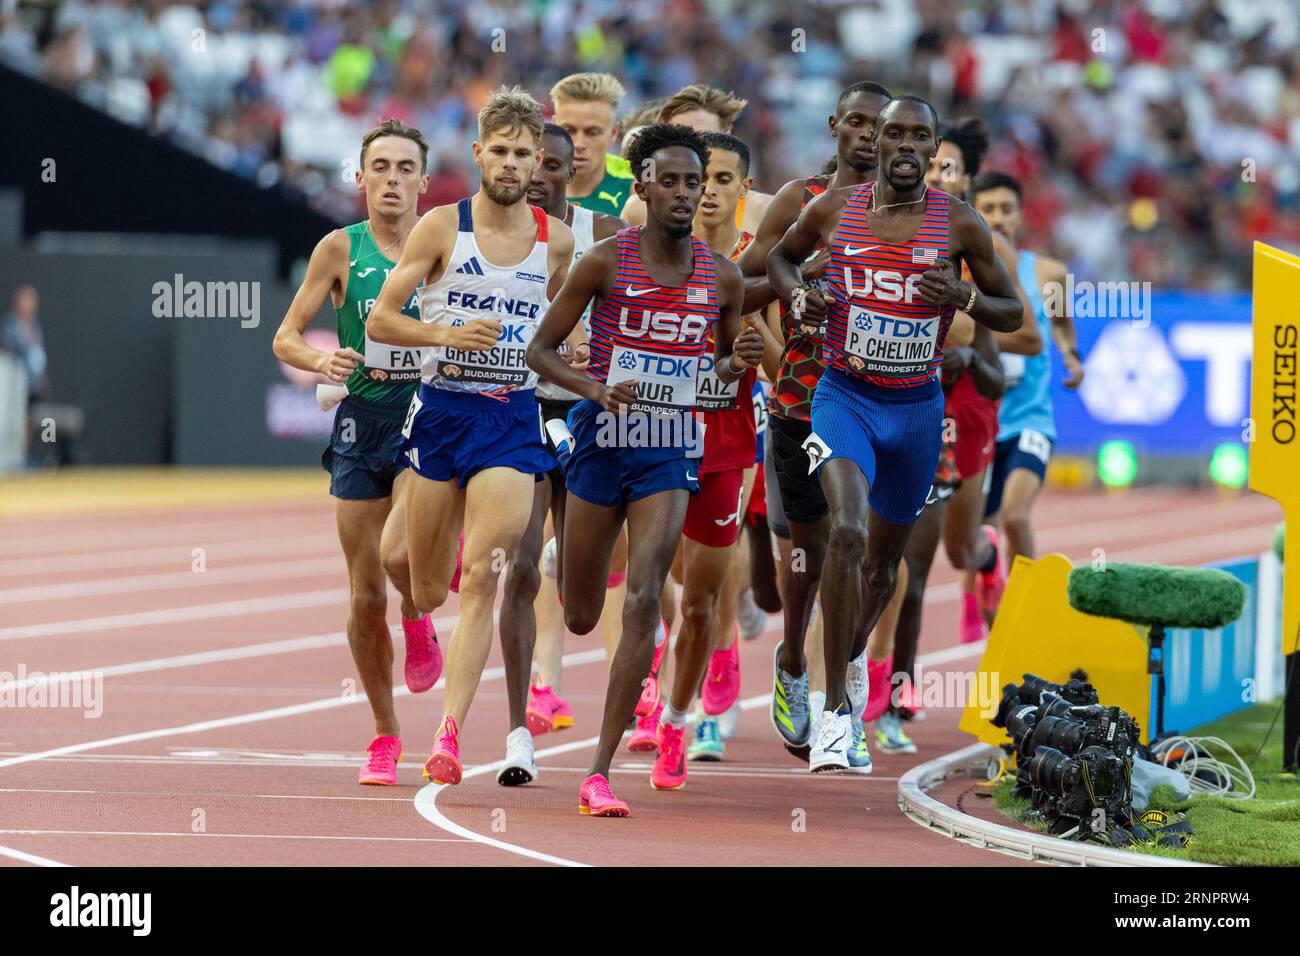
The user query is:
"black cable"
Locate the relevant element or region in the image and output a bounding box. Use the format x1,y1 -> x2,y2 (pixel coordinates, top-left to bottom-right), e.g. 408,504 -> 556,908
1246,617 -> 1300,770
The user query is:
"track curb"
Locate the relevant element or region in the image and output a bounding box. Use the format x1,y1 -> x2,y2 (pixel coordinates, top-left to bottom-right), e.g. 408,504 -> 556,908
897,742 -> 1210,867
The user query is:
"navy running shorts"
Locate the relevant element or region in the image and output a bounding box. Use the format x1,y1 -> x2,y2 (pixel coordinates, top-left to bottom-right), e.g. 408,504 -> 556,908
397,383 -> 553,489
983,429 -> 1053,518
807,368 -> 945,526
563,399 -> 701,507
322,394 -> 408,501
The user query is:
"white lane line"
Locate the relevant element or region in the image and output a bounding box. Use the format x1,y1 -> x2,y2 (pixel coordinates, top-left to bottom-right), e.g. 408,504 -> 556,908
0,647 -> 609,772
1,632 -> 356,693
0,587 -> 350,642
0,787 -> 416,803
414,735 -> 602,868
0,515 -> 329,558
411,640 -> 986,866
0,843 -> 69,867
0,556 -> 345,606
0,829 -> 466,844
0,533 -> 339,578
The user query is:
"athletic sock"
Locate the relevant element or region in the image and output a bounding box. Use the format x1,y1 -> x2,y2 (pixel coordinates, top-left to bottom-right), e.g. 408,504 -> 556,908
809,690 -> 826,717
654,618 -> 667,649
978,540 -> 998,575
662,703 -> 689,728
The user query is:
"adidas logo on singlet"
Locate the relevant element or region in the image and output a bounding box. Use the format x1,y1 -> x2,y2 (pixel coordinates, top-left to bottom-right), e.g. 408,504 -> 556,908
455,257 -> 485,276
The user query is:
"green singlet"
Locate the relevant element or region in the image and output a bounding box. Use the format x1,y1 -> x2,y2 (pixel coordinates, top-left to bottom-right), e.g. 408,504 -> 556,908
569,153 -> 635,217
336,221 -> 423,406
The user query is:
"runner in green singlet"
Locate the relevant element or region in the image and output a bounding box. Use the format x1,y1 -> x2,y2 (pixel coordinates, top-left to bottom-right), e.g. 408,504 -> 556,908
270,119 -> 440,788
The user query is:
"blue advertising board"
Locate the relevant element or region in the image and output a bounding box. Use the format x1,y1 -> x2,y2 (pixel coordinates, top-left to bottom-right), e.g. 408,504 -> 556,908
1152,555 -> 1257,735
1047,291 -> 1252,456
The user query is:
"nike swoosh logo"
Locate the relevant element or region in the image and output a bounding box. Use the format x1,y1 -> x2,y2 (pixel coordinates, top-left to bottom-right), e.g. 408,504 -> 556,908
822,732 -> 846,750
626,286 -> 661,297
842,244 -> 881,257
685,473 -> 697,482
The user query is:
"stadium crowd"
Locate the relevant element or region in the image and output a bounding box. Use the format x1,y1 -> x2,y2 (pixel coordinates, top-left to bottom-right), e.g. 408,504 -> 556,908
2,0 -> 1298,287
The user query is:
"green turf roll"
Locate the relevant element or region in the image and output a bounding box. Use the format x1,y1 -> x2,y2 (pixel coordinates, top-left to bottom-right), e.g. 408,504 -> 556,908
1067,563 -> 1246,629
1275,522 -> 1285,562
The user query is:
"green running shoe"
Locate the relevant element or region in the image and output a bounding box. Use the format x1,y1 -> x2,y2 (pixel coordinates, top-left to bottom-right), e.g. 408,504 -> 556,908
845,717 -> 873,774
875,712 -> 918,755
770,641 -> 810,747
688,716 -> 725,761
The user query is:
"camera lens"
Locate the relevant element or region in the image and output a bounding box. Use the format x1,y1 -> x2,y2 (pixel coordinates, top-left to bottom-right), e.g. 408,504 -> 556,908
1031,715 -> 1088,755
1027,746 -> 1076,794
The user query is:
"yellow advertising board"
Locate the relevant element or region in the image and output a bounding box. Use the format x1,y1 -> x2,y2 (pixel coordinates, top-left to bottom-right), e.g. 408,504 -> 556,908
1250,242 -> 1300,654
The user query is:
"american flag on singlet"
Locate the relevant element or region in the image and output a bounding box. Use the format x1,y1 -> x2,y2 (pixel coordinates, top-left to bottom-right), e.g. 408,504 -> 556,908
822,182 -> 956,391
585,227 -> 720,416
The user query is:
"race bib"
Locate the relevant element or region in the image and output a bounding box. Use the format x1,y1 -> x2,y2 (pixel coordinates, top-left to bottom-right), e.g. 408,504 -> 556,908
842,306 -> 938,378
695,350 -> 741,412
400,393 -> 422,440
364,330 -> 424,384
606,345 -> 698,415
1000,352 -> 1026,389
433,320 -> 532,388
1017,428 -> 1052,465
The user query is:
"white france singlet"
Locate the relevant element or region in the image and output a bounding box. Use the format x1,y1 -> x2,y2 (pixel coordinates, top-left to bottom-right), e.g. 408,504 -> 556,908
536,203 -> 595,402
417,197 -> 550,395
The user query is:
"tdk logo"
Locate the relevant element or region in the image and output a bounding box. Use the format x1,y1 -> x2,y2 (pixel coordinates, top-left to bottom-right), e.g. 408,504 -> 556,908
446,290 -> 539,319
515,271 -> 546,283
853,310 -> 934,338
617,308 -> 708,343
843,268 -> 923,303
620,352 -> 695,378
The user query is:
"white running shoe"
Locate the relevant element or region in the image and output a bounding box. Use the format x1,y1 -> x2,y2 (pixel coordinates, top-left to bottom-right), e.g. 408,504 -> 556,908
496,726 -> 537,786
717,700 -> 741,740
808,692 -> 826,743
737,588 -> 766,640
541,537 -> 557,579
809,709 -> 852,773
846,649 -> 869,716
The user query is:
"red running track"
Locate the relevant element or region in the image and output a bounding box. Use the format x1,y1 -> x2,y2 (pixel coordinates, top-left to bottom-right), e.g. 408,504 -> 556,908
0,488 -> 1281,867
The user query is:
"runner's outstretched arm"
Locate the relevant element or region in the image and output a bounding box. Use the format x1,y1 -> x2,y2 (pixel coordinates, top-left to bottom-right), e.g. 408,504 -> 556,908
711,257 -> 761,384
271,230 -> 359,381
767,189 -> 842,322
737,179 -> 806,313
920,203 -> 1022,333
526,239 -> 632,408
368,206 -> 501,350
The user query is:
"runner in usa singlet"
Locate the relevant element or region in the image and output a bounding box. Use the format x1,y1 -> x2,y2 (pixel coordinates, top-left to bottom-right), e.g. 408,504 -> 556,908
583,227 -> 719,426
822,182 -> 956,390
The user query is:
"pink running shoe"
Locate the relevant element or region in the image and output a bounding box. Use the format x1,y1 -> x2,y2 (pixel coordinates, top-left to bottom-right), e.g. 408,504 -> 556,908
358,735 -> 402,786
651,722 -> 687,790
974,525 -> 1005,619
579,773 -> 629,817
897,676 -> 925,720
423,716 -> 462,785
403,614 -> 442,693
960,591 -> 987,644
863,657 -> 891,722
449,531 -> 465,594
701,629 -> 740,715
634,625 -> 667,718
627,700 -> 662,753
526,684 -> 573,736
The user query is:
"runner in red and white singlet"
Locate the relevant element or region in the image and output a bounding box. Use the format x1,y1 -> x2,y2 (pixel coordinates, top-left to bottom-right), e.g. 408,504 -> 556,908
768,96 -> 1025,772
